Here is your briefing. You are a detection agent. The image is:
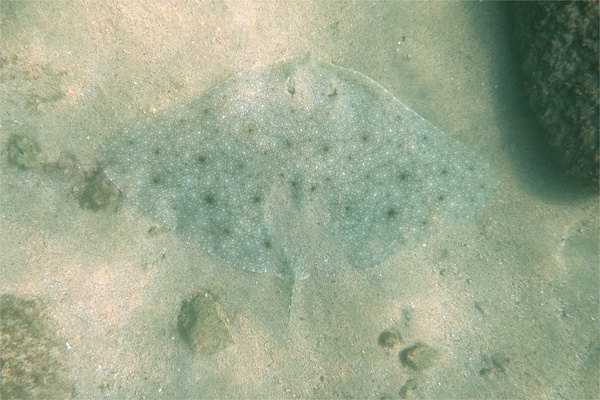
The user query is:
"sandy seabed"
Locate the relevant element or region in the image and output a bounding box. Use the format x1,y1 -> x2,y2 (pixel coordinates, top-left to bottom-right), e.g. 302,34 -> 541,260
1,1 -> 598,399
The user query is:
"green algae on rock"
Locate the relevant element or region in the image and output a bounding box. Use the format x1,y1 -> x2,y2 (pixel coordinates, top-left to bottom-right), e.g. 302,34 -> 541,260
99,55 -> 494,273
6,134 -> 42,170
177,291 -> 233,355
377,329 -> 402,349
78,167 -> 120,212
513,1 -> 599,184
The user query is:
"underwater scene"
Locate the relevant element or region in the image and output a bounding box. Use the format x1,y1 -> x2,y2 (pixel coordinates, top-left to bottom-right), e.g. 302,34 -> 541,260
1,1 -> 598,399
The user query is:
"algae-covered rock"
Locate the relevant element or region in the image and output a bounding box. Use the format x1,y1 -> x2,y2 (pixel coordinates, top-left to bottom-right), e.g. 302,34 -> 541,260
377,329 -> 402,349
513,1 -> 599,184
177,291 -> 233,355
6,134 -> 42,170
78,167 -> 120,212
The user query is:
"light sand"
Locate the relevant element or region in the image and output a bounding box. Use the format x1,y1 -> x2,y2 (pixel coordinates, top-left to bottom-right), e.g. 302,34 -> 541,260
1,1 -> 598,398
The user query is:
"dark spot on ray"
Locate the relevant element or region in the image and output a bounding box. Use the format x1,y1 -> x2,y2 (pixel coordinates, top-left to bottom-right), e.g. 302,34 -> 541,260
204,194 -> 216,205
252,194 -> 262,204
386,207 -> 398,220
290,179 -> 302,200
234,161 -> 245,171
398,171 -> 410,181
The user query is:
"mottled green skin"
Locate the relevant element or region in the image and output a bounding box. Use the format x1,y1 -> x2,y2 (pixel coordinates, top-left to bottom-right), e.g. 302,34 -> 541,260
99,56 -> 494,273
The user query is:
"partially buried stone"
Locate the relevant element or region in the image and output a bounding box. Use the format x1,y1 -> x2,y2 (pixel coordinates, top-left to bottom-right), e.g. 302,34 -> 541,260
78,167 -> 120,211
399,342 -> 439,370
399,378 -> 418,399
6,134 -> 42,170
479,352 -> 511,378
377,329 -> 402,349
177,290 -> 233,355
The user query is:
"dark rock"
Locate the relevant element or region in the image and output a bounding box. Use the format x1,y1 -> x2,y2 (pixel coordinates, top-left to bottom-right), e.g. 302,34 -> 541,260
513,1 -> 599,184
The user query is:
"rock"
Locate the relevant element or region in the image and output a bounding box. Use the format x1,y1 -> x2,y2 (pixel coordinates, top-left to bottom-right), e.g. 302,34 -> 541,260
399,342 -> 439,371
177,290 -> 233,355
78,167 -> 120,212
479,352 -> 511,378
6,134 -> 42,170
377,329 -> 402,349
513,1 -> 599,184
